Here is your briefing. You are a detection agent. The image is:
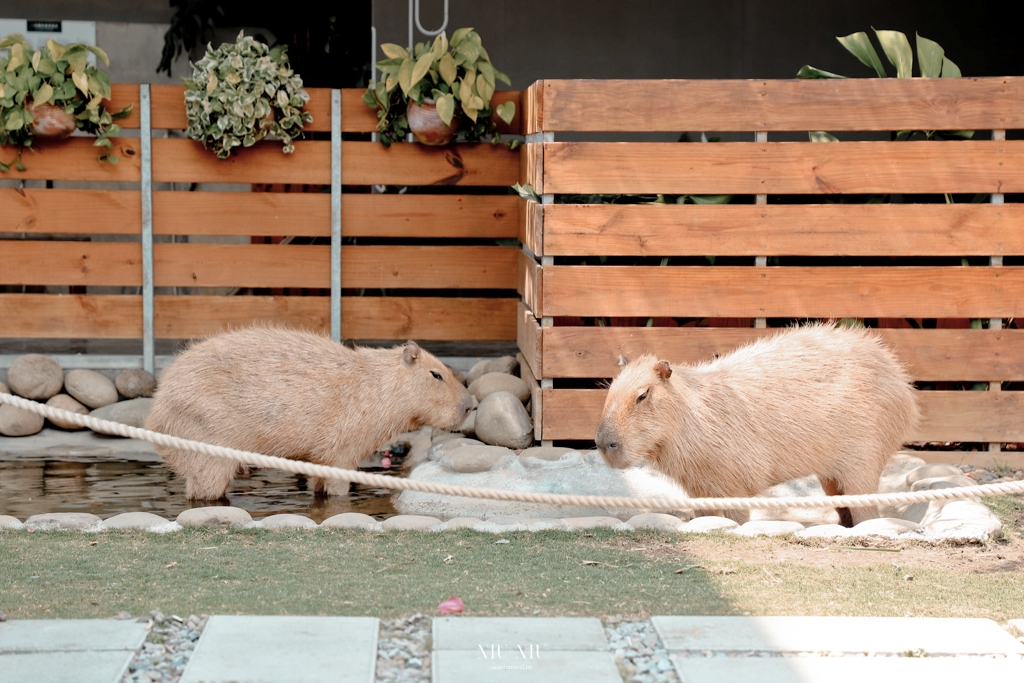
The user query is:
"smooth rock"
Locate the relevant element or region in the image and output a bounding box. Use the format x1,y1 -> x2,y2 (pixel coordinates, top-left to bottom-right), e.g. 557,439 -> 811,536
175,506 -> 252,529
795,524 -> 854,538
321,512 -> 379,529
439,445 -> 514,473
102,512 -> 170,530
64,369 -> 119,409
628,513 -> 684,531
44,394 -> 89,430
519,446 -> 573,461
474,391 -> 533,449
425,437 -> 485,462
681,516 -> 739,532
431,430 -> 464,446
732,520 -> 805,536
445,517 -> 482,529
0,381 -> 7,394
0,404 -> 45,436
905,463 -> 964,486
0,515 -> 24,530
922,500 -> 1002,541
468,372 -> 530,403
381,515 -> 442,531
753,476 -> 839,526
89,398 -> 153,429
7,354 -> 63,399
878,453 -> 928,493
466,356 -> 518,385
476,517 -> 573,531
260,514 -> 317,530
25,512 -> 102,530
851,517 -> 920,537
459,410 -> 476,437
115,369 -> 157,399
911,474 -> 977,491
565,516 -> 623,529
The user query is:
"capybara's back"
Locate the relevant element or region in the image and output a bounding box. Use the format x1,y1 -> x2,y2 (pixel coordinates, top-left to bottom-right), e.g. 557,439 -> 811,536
596,323 -> 919,526
146,326 -> 473,499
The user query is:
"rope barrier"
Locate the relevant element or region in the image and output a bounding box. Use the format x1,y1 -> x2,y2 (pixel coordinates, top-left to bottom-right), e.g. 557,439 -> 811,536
3,391 -> 1023,511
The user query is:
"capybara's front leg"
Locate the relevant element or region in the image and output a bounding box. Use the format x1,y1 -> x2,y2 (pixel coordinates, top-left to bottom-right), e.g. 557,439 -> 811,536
312,476 -> 351,497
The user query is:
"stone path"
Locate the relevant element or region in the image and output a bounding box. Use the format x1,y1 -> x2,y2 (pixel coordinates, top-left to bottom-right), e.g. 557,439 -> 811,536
2,616 -> 1022,683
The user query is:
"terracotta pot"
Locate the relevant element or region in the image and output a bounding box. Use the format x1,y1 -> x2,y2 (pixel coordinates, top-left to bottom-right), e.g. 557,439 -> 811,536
28,102 -> 78,140
407,98 -> 459,146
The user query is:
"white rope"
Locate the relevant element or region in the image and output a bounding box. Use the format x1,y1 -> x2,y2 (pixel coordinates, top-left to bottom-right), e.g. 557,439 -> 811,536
3,391 -> 1023,511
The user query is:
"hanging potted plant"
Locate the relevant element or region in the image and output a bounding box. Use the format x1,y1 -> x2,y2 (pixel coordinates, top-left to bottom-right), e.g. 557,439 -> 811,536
0,33 -> 132,171
362,28 -> 516,147
183,31 -> 312,159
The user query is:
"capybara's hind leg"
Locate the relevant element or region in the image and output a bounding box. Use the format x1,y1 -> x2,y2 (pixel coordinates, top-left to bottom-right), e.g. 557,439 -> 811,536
821,477 -> 854,528
163,448 -> 238,500
834,470 -> 881,527
312,476 -> 351,497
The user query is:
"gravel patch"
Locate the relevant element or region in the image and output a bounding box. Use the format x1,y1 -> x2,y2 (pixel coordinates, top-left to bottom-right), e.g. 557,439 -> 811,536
605,616 -> 680,683
375,613 -> 431,683
119,611 -> 207,683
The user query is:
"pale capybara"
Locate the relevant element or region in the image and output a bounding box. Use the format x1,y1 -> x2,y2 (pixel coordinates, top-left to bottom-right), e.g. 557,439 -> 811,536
595,323 -> 919,527
146,326 -> 474,500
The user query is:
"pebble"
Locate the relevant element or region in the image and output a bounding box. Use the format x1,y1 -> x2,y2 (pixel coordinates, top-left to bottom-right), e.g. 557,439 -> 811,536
260,513 -> 318,530
459,410 -> 476,437
605,619 -> 680,683
466,355 -> 518,385
850,517 -> 921,538
375,613 -> 431,683
627,513 -> 684,531
519,445 -> 573,461
101,512 -> 171,530
444,517 -> 482,529
121,612 -> 208,683
0,515 -> 25,530
680,516 -> 739,532
0,403 -> 45,437
89,397 -> 154,429
64,369 -> 119,409
731,520 -> 805,537
6,354 -> 64,400
439,444 -> 514,473
24,512 -> 102,531
467,372 -> 530,403
381,515 -> 442,531
321,512 -> 380,530
44,394 -> 89,430
175,506 -> 252,529
116,368 -> 158,399
474,391 -> 533,449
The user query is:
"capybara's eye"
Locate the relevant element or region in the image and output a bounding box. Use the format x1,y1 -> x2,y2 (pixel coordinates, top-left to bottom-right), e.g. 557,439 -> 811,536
431,371 -> 443,381
636,390 -> 648,404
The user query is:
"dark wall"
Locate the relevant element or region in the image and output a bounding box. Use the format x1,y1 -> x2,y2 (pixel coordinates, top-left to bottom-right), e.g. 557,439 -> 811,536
0,0 -> 172,23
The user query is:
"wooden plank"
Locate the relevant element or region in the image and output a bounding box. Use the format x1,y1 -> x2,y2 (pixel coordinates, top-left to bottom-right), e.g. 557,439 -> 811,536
152,244 -> 517,289
517,301 -> 543,381
2,242 -> 141,286
106,84 -> 141,129
542,140 -> 1024,195
518,350 -> 542,440
153,192 -> 518,238
906,449 -> 1024,469
542,203 -> 1024,257
520,199 -> 544,256
538,77 -> 1024,132
540,266 -> 1024,319
517,249 -> 542,313
151,138 -> 518,185
5,138 -> 142,182
539,388 -> 1024,443
539,327 -> 1024,382
523,80 -> 544,136
519,141 -> 544,193
0,294 -> 140,338
1,189 -> 140,235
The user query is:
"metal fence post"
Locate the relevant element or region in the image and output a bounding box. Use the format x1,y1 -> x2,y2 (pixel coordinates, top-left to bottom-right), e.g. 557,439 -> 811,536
331,88 -> 343,343
140,84 -> 154,374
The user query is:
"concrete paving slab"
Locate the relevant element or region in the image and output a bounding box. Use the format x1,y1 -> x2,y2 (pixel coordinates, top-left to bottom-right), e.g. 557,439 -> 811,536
432,650 -> 621,683
0,651 -> 136,683
670,654 -> 1024,683
433,616 -> 608,651
652,616 -> 1024,656
0,619 -> 147,653
179,615 -> 378,683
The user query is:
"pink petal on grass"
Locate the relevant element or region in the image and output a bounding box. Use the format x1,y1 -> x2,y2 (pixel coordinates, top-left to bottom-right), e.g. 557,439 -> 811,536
437,596 -> 464,614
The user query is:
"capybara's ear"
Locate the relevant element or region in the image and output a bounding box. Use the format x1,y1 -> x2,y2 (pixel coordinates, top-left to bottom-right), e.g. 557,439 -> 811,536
403,340 -> 421,365
655,360 -> 672,379
617,355 -> 630,367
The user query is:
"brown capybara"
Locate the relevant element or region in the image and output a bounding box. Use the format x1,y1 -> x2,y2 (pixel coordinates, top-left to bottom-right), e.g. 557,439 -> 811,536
146,326 -> 474,500
595,323 -> 919,527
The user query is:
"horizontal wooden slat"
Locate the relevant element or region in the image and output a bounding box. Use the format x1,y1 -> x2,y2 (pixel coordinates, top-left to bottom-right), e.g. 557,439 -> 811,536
6,138 -> 142,182
536,326 -> 1024,382
106,84 -> 141,129
540,266 -> 1024,318
1,189 -> 140,235
534,77 -> 1024,133
151,244 -> 517,289
538,388 -> 1024,443
542,141 -> 1023,195
0,294 -> 141,338
517,249 -> 542,312
541,203 -> 1024,257
2,242 -> 142,286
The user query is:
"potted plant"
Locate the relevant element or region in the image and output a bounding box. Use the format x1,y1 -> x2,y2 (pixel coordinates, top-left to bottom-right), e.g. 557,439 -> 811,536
183,31 -> 312,160
0,34 -> 132,172
362,28 -> 516,147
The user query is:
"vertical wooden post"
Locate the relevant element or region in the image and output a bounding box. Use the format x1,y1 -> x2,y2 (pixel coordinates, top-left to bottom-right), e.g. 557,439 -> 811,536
140,84 -> 154,374
989,130 -> 1006,453
538,131 -> 554,446
754,131 -> 768,329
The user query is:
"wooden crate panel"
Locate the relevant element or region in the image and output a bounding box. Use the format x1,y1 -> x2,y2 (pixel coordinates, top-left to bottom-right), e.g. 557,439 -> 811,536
540,266 -> 1024,319
517,302 -> 542,381
538,388 -> 1024,443
1,189 -> 140,235
7,138 -> 142,182
517,249 -> 542,313
2,242 -> 141,286
152,138 -> 329,184
536,325 -> 1024,382
107,84 -> 141,129
542,140 -> 1023,195
155,295 -> 517,340
535,77 -> 1024,132
152,244 -> 518,289
0,294 -> 141,338
541,203 -> 1024,257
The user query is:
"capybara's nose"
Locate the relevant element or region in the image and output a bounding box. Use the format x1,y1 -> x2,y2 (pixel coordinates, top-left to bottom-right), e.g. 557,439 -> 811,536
595,422 -> 619,454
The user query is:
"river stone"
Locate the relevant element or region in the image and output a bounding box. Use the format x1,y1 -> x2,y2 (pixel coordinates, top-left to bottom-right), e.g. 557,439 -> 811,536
466,356 -> 518,385
520,446 -> 574,462
102,512 -> 171,530
628,513 -> 684,531
475,392 -> 533,449
176,507 -> 252,529
565,516 -> 623,529
440,445 -> 514,473
25,512 -> 102,530
45,394 -> 89,430
0,515 -> 24,530
89,398 -> 153,430
878,453 -> 928,493
732,520 -> 805,537
65,369 -> 119,409
460,410 -> 476,437
7,354 -> 64,400
921,500 -> 1002,541
0,404 -> 45,436
321,512 -> 379,530
432,430 -> 464,446
905,463 -> 964,486
425,437 -> 485,462
681,516 -> 739,532
0,380 -> 8,394
260,514 -> 318,530
115,368 -> 157,398
911,474 -> 978,491
446,517 -> 482,529
851,517 -> 921,538
382,515 -> 442,531
468,372 -> 530,403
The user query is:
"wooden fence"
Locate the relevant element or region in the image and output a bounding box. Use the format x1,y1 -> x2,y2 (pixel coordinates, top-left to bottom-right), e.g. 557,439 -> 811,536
1,85 -> 522,369
517,77 -> 1024,464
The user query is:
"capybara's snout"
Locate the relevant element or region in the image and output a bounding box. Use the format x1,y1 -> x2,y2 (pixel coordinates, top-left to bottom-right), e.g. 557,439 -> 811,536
596,420 -> 627,468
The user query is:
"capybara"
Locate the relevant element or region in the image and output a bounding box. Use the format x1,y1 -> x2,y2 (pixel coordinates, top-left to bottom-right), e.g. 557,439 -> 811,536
146,326 -> 474,499
595,323 -> 919,527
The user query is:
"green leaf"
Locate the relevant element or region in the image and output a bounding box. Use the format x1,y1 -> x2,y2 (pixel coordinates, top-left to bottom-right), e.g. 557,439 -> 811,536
495,101 -> 515,124
837,32 -> 888,77
838,318 -> 865,329
511,182 -> 540,202
0,162 -> 9,172
477,60 -> 495,85
5,108 -> 24,130
941,57 -> 962,78
950,129 -> 974,139
86,45 -> 110,66
915,33 -> 944,78
796,65 -> 847,79
873,29 -> 913,78
436,92 -> 456,125
0,34 -> 27,49
476,72 -> 495,104
14,160 -> 25,171
410,50 -> 434,89
63,45 -> 88,73
493,67 -> 511,86
451,27 -> 473,47
380,43 -> 409,60
808,131 -> 839,142
71,70 -> 89,95
690,194 -> 732,205
33,82 -> 54,105
397,57 -> 414,95
971,319 -> 984,330
438,53 -> 458,86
